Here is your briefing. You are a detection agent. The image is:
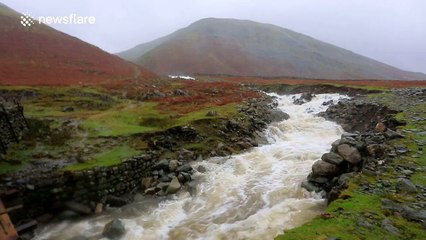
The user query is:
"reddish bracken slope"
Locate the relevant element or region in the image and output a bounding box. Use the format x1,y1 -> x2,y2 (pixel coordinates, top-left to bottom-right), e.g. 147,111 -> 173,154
0,4 -> 156,86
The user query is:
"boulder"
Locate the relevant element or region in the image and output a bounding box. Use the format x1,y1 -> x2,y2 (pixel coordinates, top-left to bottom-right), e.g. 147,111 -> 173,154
166,177 -> 181,194
102,219 -> 126,239
312,160 -> 340,177
337,144 -> 362,164
321,152 -> 344,165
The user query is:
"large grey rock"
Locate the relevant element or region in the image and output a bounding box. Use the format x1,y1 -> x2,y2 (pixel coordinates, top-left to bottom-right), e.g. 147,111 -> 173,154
396,178 -> 417,193
312,160 -> 340,177
166,177 -> 181,194
337,144 -> 362,164
102,219 -> 126,239
321,152 -> 344,165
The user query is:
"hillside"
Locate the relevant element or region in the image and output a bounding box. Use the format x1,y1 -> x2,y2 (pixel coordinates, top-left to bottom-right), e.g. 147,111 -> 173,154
118,18 -> 426,80
0,3 -> 156,86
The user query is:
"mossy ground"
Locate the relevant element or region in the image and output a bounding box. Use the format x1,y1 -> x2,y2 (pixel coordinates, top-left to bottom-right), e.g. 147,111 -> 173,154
277,89 -> 426,240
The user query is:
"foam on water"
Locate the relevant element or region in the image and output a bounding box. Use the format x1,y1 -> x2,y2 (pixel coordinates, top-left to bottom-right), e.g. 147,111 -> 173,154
35,93 -> 348,240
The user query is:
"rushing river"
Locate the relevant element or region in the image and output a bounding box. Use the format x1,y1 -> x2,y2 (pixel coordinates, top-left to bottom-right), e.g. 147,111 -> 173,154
35,94 -> 346,240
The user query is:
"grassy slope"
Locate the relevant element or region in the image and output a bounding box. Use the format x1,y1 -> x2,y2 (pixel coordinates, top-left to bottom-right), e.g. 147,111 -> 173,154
276,89 -> 426,240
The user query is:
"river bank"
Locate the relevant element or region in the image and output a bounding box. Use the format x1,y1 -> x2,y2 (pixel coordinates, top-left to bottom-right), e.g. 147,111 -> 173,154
278,87 -> 426,240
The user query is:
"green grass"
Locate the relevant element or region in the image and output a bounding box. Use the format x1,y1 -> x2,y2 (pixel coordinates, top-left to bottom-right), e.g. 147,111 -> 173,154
63,145 -> 139,171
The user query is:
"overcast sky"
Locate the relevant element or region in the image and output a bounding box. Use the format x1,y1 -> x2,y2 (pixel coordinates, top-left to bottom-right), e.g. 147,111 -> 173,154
3,0 -> 426,73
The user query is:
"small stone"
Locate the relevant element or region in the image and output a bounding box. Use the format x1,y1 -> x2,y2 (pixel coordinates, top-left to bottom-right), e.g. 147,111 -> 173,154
168,160 -> 179,172
206,110 -> 218,117
166,177 -> 181,194
95,203 -> 103,214
381,218 -> 399,235
102,219 -> 126,239
396,178 -> 417,193
375,122 -> 387,132
197,165 -> 207,173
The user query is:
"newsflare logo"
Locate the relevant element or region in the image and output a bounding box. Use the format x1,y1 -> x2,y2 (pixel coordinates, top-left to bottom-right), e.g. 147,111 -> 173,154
20,13 -> 35,27
20,13 -> 96,27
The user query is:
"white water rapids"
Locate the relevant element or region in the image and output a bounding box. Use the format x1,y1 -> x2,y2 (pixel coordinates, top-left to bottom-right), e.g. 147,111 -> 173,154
35,94 -> 347,240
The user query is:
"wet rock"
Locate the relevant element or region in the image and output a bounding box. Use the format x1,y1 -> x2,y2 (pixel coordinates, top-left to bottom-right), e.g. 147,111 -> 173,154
301,180 -> 321,192
293,93 -> 314,105
375,122 -> 387,133
159,175 -> 172,182
337,144 -> 362,164
105,196 -> 129,207
176,163 -> 193,173
65,201 -> 91,215
381,218 -> 400,235
57,210 -> 80,220
153,159 -> 169,171
268,109 -> 290,122
322,100 -> 334,106
95,203 -> 103,214
197,165 -> 207,173
144,187 -> 156,195
312,160 -> 340,177
307,173 -> 330,184
102,219 -> 126,239
396,178 -> 417,193
168,160 -> 179,172
166,177 -> 181,194
321,152 -> 344,165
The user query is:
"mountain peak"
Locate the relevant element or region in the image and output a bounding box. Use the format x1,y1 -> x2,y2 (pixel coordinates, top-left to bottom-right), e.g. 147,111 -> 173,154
117,18 -> 425,80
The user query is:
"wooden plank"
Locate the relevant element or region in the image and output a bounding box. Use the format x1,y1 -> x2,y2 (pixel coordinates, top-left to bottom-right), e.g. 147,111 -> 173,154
0,199 -> 19,240
15,220 -> 37,233
0,205 -> 23,215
